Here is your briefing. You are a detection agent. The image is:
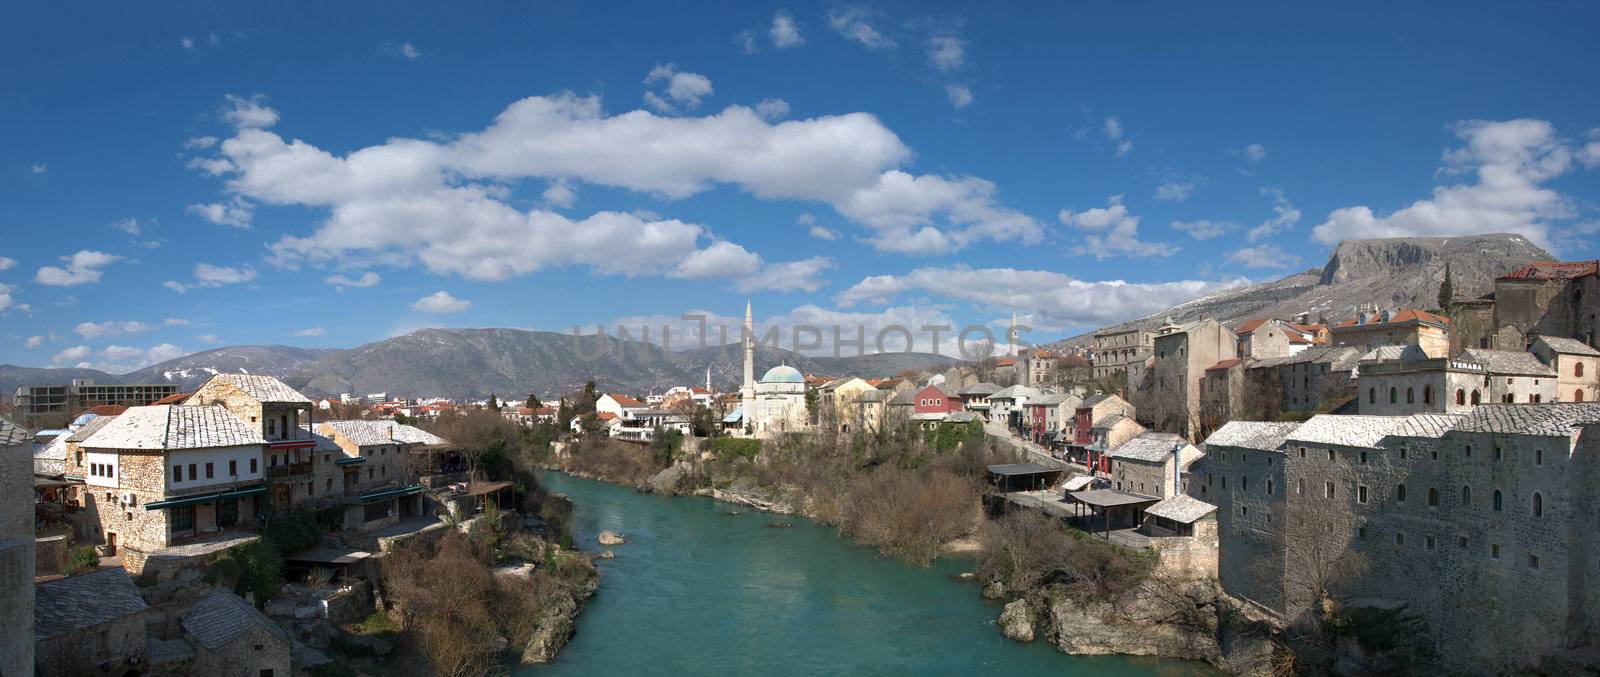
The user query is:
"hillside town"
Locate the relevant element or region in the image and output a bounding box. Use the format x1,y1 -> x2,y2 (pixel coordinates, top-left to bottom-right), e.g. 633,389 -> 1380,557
3,258 -> 1600,673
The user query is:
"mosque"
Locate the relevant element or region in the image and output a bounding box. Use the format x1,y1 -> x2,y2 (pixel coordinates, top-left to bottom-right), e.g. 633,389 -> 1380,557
732,301 -> 808,437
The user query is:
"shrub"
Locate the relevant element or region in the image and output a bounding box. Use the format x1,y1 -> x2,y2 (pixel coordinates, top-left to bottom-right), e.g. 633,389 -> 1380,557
706,437 -> 762,463
975,510 -> 1152,601
67,545 -> 99,575
263,509 -> 322,553
231,539 -> 286,601
839,467 -> 984,566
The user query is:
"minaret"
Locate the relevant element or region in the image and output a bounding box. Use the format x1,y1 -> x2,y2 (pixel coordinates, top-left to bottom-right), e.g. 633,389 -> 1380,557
705,366 -> 712,392
741,300 -> 758,433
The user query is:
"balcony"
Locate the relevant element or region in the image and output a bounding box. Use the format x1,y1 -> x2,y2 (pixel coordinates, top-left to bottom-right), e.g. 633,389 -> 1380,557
267,462 -> 313,479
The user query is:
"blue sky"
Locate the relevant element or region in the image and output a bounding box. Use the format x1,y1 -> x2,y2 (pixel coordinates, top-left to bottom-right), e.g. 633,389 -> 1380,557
3,1 -> 1599,370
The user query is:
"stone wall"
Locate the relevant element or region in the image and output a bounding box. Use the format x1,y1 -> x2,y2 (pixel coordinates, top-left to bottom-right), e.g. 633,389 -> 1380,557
35,612 -> 145,676
1150,517 -> 1219,581
1199,441 -> 1288,614
0,440 -> 35,677
191,624 -> 291,677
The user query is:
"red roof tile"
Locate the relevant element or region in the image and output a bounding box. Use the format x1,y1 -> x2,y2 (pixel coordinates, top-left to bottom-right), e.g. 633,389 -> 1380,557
606,393 -> 644,407
1234,318 -> 1269,334
150,393 -> 190,406
1206,358 -> 1244,371
1498,260 -> 1598,281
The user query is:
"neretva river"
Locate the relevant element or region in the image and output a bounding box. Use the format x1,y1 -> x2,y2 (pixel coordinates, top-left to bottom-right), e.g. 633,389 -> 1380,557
525,471 -> 1205,676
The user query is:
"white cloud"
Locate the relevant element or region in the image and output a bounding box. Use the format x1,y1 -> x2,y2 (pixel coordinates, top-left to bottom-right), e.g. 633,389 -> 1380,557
221,93 -> 278,129
184,136 -> 219,150
1581,129 -> 1600,168
0,283 -> 15,312
75,320 -> 158,340
95,343 -> 186,370
189,91 -> 1038,280
163,317 -> 190,326
0,257 -> 14,270
110,217 -> 141,235
833,265 -> 1250,331
293,327 -> 327,337
672,241 -> 763,279
1234,143 -> 1267,162
1170,220 -> 1235,240
401,42 -> 420,61
1227,244 -> 1301,270
770,11 -> 805,48
165,263 -> 257,292
754,98 -> 790,121
197,333 -> 222,344
52,345 -> 90,365
1154,180 -> 1196,202
1312,119 -> 1587,250
669,241 -> 833,293
180,36 -> 195,50
541,179 -> 577,208
187,200 -> 253,228
1102,117 -> 1132,156
828,7 -> 894,49
324,271 -> 381,289
608,304 -> 970,357
1248,187 -> 1301,242
643,64 -> 714,113
412,291 -> 472,313
945,84 -> 973,110
24,335 -> 43,348
738,256 -> 833,293
31,164 -> 47,174
1059,195 -> 1177,259
809,226 -> 840,240
734,30 -> 758,54
36,250 -> 118,286
927,36 -> 964,71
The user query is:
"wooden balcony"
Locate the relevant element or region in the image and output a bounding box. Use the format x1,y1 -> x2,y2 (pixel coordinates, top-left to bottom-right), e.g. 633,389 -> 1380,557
267,462 -> 314,479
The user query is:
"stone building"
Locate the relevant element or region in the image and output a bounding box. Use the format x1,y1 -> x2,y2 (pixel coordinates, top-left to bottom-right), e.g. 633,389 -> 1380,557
1138,318 -> 1235,440
1528,335 -> 1600,402
1022,349 -> 1057,387
1452,260 -> 1600,354
184,374 -> 318,512
817,377 -> 877,432
957,382 -> 1000,419
1330,307 -> 1451,357
182,588 -> 292,676
1198,358 -> 1246,437
846,389 -> 888,433
1243,345 -> 1362,418
1233,318 -> 1318,359
1104,432 -> 1203,499
1355,345 -> 1556,415
318,420 -> 433,531
0,417 -> 35,676
78,405 -> 267,565
33,566 -> 147,675
1199,406 -> 1600,673
1023,393 -> 1082,447
1092,328 -> 1154,380
986,385 -> 1041,429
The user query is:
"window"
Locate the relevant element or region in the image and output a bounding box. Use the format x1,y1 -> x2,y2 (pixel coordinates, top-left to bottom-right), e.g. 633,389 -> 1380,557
1297,478 -> 1305,495
1425,535 -> 1436,550
1298,447 -> 1306,458
1359,451 -> 1367,464
1324,481 -> 1335,498
250,458 -> 257,473
1533,492 -> 1544,517
1461,485 -> 1471,506
1395,532 -> 1405,546
1266,479 -> 1274,495
1424,385 -> 1433,405
1535,449 -> 1544,466
187,463 -> 197,480
1406,387 -> 1415,404
1240,506 -> 1248,516
1427,488 -> 1438,507
205,462 -> 214,479
1530,554 -> 1540,569
173,466 -> 182,482
1579,362 -> 1586,378
1358,485 -> 1369,504
1471,389 -> 1481,405
1493,490 -> 1503,511
1242,477 -> 1248,491
1491,543 -> 1501,560
1456,388 -> 1466,405
1465,445 -> 1472,458
1578,390 -> 1586,402
1397,484 -> 1406,502
1327,449 -> 1335,461
1460,535 -> 1469,549
1357,527 -> 1367,539
1431,449 -> 1438,460
171,505 -> 194,531
1399,447 -> 1407,460
1368,387 -> 1376,404
1494,446 -> 1502,460
1390,387 -> 1398,404
229,459 -> 237,476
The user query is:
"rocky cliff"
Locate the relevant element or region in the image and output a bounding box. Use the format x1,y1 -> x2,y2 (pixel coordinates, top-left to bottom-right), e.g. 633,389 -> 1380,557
1052,233 -> 1554,347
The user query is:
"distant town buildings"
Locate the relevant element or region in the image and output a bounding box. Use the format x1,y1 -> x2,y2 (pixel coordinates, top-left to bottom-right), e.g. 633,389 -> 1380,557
10,379 -> 180,426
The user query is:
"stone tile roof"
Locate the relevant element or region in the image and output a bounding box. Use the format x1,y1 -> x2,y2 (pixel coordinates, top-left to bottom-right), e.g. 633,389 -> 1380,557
1461,348 -> 1556,376
945,411 -> 980,423
1204,421 -> 1301,452
34,567 -> 148,640
0,417 -> 30,446
323,419 -> 445,447
298,425 -> 341,452
1286,413 -> 1463,447
989,385 -> 1040,401
182,588 -> 290,651
1109,432 -> 1191,462
888,390 -> 918,406
1030,393 -> 1074,406
1252,345 -> 1362,370
854,390 -> 888,403
1452,403 -> 1600,437
146,637 -> 196,665
1360,345 -> 1429,363
66,414 -> 118,443
204,374 -> 312,404
959,383 -> 1000,396
1144,494 -> 1217,523
1093,413 -> 1131,430
82,405 -> 267,450
1532,335 -> 1600,357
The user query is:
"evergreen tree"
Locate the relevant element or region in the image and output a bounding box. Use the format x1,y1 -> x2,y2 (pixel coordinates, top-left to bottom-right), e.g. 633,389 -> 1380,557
1438,262 -> 1454,310
525,394 -> 543,411
488,394 -> 500,410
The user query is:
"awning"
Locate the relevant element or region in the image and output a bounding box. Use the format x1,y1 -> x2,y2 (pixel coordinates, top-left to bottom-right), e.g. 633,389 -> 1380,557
1063,475 -> 1097,491
145,485 -> 267,510
358,484 -> 424,503
334,456 -> 368,466
722,406 -> 744,424
34,477 -> 80,488
1068,488 -> 1159,508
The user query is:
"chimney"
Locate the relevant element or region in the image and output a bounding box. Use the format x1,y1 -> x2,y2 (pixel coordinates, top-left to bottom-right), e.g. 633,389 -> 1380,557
1172,441 -> 1184,497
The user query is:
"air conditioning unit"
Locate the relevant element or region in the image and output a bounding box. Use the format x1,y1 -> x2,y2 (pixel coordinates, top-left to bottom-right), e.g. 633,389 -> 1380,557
120,492 -> 137,507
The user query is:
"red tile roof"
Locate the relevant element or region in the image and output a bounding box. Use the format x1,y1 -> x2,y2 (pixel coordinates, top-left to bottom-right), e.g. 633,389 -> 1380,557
150,393 -> 190,406
1333,308 -> 1450,329
1498,260 -> 1598,281
596,412 -> 618,421
1206,358 -> 1244,371
995,358 -> 1017,367
1060,354 -> 1092,368
606,393 -> 644,407
80,404 -> 129,417
1234,318 -> 1269,335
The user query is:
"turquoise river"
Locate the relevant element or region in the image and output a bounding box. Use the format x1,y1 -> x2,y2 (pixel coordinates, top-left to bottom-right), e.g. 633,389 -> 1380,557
524,470 -> 1207,676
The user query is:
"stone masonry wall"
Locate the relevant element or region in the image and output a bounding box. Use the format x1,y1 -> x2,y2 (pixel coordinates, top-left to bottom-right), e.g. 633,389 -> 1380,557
0,439 -> 36,676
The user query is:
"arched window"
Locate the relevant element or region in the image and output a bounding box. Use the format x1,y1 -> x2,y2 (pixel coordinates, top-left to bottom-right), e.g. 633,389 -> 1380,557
1577,362 -> 1585,378
1397,484 -> 1406,502
1424,385 -> 1433,405
1534,493 -> 1544,517
1532,394 -> 1542,403
1577,389 -> 1585,402
1406,387 -> 1415,404
1456,389 -> 1466,405
1390,387 -> 1398,404
1461,485 -> 1471,506
1369,387 -> 1376,404
1493,490 -> 1502,511
1427,488 -> 1438,507
1471,390 -> 1481,405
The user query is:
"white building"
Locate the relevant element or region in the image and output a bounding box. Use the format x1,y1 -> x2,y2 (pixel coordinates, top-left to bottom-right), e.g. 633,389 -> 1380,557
734,302 -> 808,437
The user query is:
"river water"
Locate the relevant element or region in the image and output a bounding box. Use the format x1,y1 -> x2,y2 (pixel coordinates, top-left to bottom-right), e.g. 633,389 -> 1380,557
524,471 -> 1206,676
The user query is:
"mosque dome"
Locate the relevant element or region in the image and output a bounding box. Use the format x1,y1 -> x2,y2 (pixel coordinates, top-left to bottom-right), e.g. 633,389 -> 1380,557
71,412 -> 98,428
760,365 -> 804,384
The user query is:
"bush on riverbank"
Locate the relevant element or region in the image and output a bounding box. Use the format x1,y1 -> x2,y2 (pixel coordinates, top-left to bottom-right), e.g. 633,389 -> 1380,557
839,467 -> 983,565
561,437 -> 667,486
975,510 -> 1152,602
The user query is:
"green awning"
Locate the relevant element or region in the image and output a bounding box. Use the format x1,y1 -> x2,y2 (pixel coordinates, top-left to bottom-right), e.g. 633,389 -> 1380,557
334,456 -> 368,466
145,485 -> 267,510
357,484 -> 424,503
